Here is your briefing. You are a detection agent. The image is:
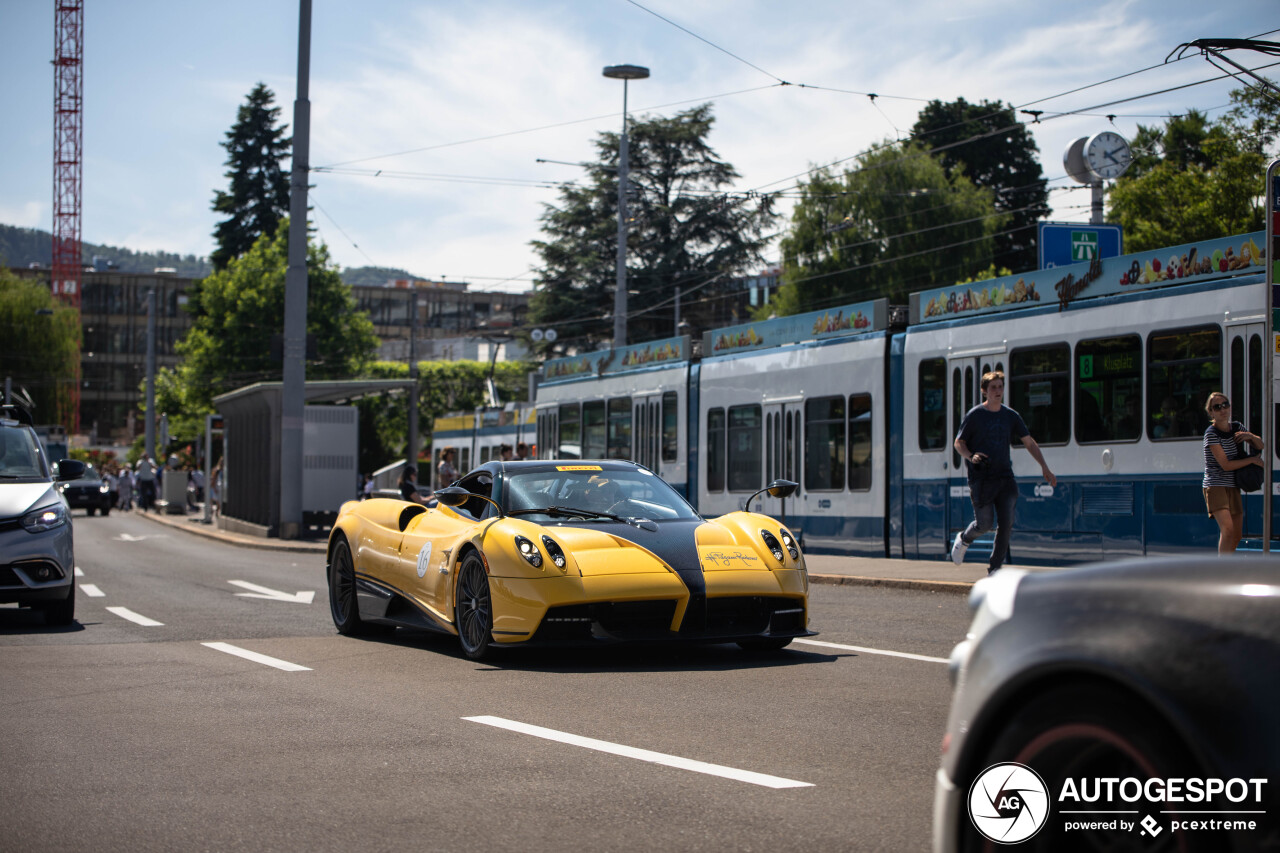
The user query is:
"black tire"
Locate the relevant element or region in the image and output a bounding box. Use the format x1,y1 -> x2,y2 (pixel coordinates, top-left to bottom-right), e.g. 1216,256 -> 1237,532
328,537 -> 375,637
455,552 -> 493,661
958,682 -> 1206,853
86,507 -> 95,517
736,637 -> 792,652
44,580 -> 76,627
101,504 -> 110,517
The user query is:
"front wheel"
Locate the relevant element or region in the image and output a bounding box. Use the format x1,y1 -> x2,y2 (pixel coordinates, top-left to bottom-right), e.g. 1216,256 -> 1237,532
44,580 -> 76,627
328,537 -> 377,637
455,553 -> 494,661
959,683 -> 1206,853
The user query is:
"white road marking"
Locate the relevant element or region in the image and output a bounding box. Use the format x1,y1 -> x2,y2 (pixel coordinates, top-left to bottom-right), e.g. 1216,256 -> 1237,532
228,580 -> 315,604
794,638 -> 948,664
105,606 -> 164,627
80,584 -> 104,597
201,642 -> 312,672
114,533 -> 165,542
464,715 -> 814,789
74,566 -> 84,577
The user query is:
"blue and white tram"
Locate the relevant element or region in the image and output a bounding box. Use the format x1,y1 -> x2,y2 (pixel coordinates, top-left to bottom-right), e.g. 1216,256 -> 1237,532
431,403 -> 536,489
900,231 -> 1275,562
695,300 -> 893,554
535,336 -> 691,494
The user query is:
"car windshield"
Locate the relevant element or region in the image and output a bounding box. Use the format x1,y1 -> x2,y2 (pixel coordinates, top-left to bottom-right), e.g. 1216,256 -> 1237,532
0,423 -> 49,482
503,467 -> 698,522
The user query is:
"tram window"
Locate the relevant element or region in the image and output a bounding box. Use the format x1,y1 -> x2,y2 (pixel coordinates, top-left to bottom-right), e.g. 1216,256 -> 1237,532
918,358 -> 947,451
1010,344 -> 1070,446
1075,335 -> 1141,443
1148,325 -> 1221,442
662,392 -> 678,462
607,397 -> 631,459
480,447 -> 490,464
583,401 -> 606,459
727,405 -> 763,492
1248,334 -> 1262,434
804,397 -> 845,491
848,394 -> 872,492
707,408 -> 726,492
558,404 -> 581,459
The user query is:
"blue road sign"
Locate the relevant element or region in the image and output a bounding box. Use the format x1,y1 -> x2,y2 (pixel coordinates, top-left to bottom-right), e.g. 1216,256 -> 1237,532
1038,222 -> 1123,269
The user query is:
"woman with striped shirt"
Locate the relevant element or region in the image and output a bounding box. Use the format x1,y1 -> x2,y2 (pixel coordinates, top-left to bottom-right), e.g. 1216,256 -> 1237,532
1202,391 -> 1265,553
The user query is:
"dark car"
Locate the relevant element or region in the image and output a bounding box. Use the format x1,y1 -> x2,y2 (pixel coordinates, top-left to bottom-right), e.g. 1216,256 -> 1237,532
57,461 -> 112,514
935,557 -> 1279,852
57,462 -> 112,516
0,411 -> 85,625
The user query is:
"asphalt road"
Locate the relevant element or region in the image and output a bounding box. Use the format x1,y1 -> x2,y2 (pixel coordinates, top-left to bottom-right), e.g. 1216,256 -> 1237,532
1,510 -> 973,853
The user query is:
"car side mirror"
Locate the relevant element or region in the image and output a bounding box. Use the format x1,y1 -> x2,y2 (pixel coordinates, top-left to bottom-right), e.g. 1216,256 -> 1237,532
55,459 -> 85,482
435,486 -> 470,507
766,479 -> 798,499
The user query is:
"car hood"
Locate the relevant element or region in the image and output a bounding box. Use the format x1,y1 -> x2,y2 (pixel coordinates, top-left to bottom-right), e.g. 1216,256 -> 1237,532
0,483 -> 59,518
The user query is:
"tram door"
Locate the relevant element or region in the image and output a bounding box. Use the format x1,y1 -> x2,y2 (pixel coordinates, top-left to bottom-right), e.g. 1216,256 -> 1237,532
632,394 -> 661,474
1226,323 -> 1266,537
763,399 -> 802,521
947,354 -> 1004,543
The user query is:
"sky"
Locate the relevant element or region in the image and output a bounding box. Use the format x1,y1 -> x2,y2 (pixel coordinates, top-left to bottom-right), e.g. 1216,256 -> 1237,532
3,1 -> 1276,295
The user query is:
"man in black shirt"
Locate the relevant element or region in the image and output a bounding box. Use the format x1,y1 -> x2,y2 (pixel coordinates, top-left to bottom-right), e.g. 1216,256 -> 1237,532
951,371 -> 1056,573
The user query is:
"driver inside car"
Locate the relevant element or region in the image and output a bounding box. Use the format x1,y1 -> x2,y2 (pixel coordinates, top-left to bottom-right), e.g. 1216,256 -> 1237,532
578,476 -> 623,513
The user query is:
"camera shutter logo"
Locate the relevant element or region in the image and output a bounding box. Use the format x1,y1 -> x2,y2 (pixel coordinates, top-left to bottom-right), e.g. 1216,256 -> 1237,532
968,763 -> 1051,844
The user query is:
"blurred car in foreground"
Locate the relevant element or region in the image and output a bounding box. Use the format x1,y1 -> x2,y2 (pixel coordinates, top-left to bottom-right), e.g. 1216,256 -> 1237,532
327,460 -> 813,659
57,462 -> 112,516
935,556 -> 1279,852
0,409 -> 85,625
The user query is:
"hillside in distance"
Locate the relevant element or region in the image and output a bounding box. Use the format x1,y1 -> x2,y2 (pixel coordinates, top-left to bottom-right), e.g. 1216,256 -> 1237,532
0,223 -> 419,286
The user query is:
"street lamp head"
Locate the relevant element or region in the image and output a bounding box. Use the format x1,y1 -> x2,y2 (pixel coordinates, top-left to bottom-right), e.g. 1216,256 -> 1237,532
603,64 -> 650,80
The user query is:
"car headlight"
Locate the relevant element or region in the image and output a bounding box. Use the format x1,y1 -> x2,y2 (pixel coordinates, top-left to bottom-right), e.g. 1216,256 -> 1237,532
779,529 -> 800,560
760,529 -> 785,562
98,484 -> 110,493
514,535 -> 542,568
540,535 -> 567,569
22,503 -> 69,533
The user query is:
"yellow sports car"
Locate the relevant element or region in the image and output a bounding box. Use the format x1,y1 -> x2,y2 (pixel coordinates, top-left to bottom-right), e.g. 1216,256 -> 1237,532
326,460 -> 813,659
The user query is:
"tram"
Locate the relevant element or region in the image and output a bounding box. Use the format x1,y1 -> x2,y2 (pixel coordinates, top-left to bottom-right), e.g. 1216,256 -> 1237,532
518,230 -> 1274,564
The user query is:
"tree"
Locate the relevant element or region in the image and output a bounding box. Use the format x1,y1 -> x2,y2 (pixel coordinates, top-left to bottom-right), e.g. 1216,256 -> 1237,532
771,141 -> 1001,315
529,105 -> 776,352
911,98 -> 1050,273
1109,92 -> 1270,252
154,219 -> 378,439
0,268 -> 80,424
210,83 -> 292,270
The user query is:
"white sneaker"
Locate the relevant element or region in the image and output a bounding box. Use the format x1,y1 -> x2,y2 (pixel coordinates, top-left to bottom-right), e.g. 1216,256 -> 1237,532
951,531 -> 969,566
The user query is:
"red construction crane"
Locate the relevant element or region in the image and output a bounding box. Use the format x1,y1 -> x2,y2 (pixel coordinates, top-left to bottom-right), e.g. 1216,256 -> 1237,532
52,0 -> 83,433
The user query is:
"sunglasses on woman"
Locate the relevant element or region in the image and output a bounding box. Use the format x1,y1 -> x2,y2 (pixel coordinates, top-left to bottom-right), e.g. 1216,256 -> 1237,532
1211,400 -> 1231,412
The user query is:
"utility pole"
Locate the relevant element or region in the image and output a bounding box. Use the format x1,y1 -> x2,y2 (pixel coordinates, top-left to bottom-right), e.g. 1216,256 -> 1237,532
144,289 -> 155,459
407,292 -> 419,474
279,0 -> 312,539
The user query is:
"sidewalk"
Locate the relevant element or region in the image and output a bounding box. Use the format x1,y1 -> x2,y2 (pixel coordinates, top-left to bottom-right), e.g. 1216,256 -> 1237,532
138,507 -> 1040,592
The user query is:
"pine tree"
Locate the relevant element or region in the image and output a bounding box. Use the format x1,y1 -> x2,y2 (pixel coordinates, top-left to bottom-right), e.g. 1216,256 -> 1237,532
210,83 -> 292,270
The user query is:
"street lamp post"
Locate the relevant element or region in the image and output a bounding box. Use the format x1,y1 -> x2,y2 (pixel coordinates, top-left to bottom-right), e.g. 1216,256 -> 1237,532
603,63 -> 649,348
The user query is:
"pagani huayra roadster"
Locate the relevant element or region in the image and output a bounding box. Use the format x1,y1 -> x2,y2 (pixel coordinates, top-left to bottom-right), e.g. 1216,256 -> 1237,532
326,460 -> 814,659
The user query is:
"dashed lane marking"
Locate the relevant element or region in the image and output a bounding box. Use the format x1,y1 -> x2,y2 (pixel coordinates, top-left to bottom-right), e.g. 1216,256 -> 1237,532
80,584 -> 104,597
794,638 -> 948,664
464,715 -> 814,789
105,606 -> 164,627
201,642 -> 312,672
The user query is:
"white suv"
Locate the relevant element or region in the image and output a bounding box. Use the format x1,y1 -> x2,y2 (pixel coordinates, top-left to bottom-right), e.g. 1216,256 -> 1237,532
0,411 -> 84,626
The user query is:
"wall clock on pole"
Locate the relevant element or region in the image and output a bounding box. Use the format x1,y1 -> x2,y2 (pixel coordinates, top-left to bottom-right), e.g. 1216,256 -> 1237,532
1085,131 -> 1132,180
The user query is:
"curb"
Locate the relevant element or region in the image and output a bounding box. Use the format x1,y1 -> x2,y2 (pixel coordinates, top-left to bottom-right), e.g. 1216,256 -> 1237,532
808,574 -> 975,594
137,510 -> 327,554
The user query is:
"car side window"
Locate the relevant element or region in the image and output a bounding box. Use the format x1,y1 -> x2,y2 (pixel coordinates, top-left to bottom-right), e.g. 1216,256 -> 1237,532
455,472 -> 494,519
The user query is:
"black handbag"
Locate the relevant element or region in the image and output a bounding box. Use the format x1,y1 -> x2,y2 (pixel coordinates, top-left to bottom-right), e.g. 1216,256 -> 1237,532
1235,435 -> 1264,493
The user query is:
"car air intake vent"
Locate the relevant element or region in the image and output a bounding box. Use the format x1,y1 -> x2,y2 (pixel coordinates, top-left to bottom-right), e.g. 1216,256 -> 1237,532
1081,483 -> 1133,516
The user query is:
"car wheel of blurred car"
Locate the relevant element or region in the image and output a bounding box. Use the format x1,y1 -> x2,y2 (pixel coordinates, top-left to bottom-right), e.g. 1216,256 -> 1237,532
737,637 -> 792,652
86,507 -> 95,517
455,552 -> 493,661
961,682 -> 1206,852
43,579 -> 76,627
328,537 -> 379,637
101,505 -> 111,517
